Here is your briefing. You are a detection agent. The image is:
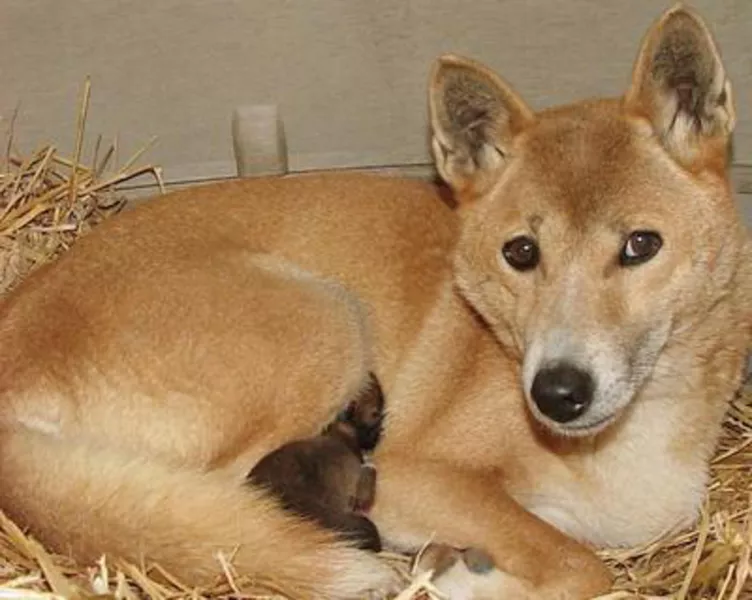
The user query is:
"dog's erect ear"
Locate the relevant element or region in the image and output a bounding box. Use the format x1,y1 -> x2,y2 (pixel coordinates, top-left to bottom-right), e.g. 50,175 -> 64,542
429,54 -> 534,200
625,5 -> 735,167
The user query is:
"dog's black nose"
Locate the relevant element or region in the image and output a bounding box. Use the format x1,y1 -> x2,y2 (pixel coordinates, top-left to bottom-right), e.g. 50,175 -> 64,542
531,364 -> 594,423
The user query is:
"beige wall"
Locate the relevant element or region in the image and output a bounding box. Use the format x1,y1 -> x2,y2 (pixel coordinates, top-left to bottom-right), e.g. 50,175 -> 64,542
2,1 -> 750,187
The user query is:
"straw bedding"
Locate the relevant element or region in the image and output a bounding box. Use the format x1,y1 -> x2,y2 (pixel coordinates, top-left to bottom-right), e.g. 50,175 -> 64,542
0,85 -> 749,600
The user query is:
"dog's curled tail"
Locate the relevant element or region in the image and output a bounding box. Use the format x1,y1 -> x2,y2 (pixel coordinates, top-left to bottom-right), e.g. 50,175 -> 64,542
0,427 -> 397,599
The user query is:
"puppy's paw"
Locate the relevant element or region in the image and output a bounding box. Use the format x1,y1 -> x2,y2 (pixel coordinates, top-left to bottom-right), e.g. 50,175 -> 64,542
354,464 -> 377,512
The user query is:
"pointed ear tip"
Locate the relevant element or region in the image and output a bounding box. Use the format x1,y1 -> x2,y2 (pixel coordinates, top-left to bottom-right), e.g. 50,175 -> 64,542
638,4 -> 721,64
660,3 -> 708,29
430,54 -> 508,90
665,2 -> 690,14
429,54 -> 482,92
438,52 -> 477,64
432,54 -> 477,74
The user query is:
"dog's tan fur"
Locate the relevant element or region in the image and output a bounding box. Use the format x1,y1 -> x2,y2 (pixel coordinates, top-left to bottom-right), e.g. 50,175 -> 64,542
0,5 -> 750,599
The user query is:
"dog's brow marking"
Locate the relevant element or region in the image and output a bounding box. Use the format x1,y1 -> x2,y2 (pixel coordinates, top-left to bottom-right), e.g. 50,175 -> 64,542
528,215 -> 543,233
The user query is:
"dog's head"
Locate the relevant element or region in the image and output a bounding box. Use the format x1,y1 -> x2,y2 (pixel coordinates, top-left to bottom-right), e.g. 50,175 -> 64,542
430,6 -> 747,437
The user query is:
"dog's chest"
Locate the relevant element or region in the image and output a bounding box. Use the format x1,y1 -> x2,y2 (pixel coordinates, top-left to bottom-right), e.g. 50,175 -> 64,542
516,422 -> 707,548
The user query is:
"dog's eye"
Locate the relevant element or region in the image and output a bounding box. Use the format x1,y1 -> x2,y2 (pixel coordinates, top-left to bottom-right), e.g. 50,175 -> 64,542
620,231 -> 662,266
502,236 -> 540,271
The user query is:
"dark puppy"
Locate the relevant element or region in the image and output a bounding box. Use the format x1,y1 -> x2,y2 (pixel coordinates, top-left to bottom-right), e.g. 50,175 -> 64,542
246,374 -> 384,551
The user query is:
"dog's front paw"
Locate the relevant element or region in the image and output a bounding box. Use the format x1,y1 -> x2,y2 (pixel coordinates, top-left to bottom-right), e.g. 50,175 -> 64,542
413,542 -> 463,578
460,548 -> 495,574
412,543 -> 532,600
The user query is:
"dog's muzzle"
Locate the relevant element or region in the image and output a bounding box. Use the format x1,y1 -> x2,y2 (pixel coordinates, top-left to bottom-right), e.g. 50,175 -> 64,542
531,363 -> 594,423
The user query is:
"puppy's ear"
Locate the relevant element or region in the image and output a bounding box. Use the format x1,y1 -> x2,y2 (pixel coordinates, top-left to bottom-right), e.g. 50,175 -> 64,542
429,54 -> 534,201
625,5 -> 735,169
